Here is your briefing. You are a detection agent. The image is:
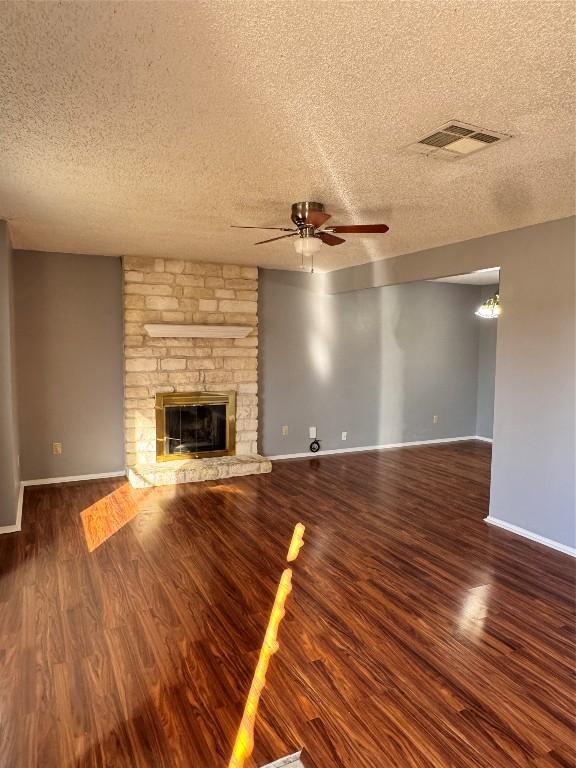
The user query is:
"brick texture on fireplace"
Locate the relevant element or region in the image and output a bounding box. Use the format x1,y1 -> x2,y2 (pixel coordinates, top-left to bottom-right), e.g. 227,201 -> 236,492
122,256 -> 259,467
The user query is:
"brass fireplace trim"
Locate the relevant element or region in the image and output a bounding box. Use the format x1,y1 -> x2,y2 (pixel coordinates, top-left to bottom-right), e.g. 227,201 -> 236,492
155,391 -> 236,461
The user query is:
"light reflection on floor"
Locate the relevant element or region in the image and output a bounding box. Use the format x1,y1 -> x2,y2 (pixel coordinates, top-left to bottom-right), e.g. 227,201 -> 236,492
81,480 -> 251,552
80,487 -> 140,552
458,583 -> 492,640
204,484 -> 247,496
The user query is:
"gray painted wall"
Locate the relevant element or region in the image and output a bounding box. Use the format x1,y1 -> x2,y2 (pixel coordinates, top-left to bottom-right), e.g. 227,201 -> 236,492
260,271 -> 482,456
475,284 -> 498,439
14,251 -> 125,480
0,222 -> 21,526
326,217 -> 575,549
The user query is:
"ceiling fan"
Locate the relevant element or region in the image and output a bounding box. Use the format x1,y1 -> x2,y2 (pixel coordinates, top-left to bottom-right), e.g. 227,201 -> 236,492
232,201 -> 389,269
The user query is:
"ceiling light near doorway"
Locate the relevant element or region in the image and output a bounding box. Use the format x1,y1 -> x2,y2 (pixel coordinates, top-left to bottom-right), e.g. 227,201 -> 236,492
475,293 -> 501,319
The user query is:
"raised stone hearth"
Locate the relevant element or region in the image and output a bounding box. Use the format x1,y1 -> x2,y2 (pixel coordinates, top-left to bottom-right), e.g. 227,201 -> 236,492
128,454 -> 272,488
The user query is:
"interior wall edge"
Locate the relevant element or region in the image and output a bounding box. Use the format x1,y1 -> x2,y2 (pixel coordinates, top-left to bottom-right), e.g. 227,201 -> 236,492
486,516 -> 576,558
324,216 -> 574,294
316,216 -> 575,549
0,220 -> 21,527
0,482 -> 24,535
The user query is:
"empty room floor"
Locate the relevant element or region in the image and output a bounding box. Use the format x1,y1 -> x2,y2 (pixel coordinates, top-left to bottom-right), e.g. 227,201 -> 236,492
0,442 -> 574,767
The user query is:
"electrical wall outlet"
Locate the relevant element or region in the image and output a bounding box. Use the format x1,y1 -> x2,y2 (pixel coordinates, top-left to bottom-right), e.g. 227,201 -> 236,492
52,441 -> 62,455
342,431 -> 347,441
309,426 -> 317,439
433,415 -> 439,424
282,425 -> 289,436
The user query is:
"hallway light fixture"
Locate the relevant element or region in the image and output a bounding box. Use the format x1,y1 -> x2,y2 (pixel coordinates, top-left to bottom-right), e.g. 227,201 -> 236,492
475,292 -> 501,319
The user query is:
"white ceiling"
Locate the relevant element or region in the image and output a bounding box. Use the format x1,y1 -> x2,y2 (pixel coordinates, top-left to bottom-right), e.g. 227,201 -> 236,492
433,268 -> 500,286
0,1 -> 574,272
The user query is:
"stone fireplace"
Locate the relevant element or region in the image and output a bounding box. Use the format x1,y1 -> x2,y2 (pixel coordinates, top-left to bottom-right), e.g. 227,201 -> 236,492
122,256 -> 271,487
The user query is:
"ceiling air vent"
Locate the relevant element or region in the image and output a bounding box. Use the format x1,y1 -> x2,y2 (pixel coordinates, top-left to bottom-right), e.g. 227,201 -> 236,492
470,132 -> 500,144
405,121 -> 511,160
444,124 -> 475,136
419,131 -> 462,148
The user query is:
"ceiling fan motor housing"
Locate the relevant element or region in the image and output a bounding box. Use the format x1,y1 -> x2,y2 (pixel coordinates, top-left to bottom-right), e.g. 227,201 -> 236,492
291,201 -> 325,228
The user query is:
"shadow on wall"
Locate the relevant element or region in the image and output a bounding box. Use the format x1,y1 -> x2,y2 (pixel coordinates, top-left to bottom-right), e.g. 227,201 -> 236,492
258,270 -> 486,456
392,281 -> 482,443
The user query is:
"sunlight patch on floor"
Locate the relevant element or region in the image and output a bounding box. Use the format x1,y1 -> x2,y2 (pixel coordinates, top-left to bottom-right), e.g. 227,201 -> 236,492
205,483 -> 247,496
80,487 -> 139,552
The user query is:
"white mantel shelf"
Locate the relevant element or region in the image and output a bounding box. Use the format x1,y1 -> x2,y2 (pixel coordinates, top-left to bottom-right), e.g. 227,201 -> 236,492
144,323 -> 252,339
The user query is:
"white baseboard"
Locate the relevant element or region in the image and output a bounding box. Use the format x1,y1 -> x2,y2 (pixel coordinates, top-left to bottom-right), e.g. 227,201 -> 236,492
268,435 -> 487,461
474,435 -> 493,443
260,753 -> 302,768
486,517 -> 576,558
22,470 -> 126,487
0,472 -> 126,535
0,482 -> 24,535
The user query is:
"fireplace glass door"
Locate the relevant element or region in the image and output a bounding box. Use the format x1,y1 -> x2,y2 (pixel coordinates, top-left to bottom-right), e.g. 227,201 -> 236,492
156,392 -> 235,460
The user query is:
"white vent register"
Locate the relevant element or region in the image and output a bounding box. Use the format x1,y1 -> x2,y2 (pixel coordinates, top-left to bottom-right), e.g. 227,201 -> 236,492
405,121 -> 511,160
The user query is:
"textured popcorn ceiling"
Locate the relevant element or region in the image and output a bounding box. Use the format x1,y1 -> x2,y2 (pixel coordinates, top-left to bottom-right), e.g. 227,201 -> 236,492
0,1 -> 574,272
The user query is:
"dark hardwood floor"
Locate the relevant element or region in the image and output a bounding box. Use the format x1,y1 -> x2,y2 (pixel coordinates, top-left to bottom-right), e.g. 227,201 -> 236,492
0,442 -> 574,767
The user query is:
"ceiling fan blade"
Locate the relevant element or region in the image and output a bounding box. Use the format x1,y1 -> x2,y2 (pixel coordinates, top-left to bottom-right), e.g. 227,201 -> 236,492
306,210 -> 331,227
254,232 -> 299,245
327,224 -> 389,234
231,225 -> 296,232
318,232 -> 346,247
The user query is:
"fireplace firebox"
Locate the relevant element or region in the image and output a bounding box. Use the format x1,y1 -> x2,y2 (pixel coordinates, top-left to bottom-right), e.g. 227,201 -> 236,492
155,392 -> 236,461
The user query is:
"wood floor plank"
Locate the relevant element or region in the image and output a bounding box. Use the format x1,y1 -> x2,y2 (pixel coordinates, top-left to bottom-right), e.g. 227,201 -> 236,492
0,442 -> 574,767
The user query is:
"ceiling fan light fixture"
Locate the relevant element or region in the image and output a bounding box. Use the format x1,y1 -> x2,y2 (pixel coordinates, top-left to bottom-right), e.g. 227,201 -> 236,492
475,293 -> 501,319
293,235 -> 322,257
